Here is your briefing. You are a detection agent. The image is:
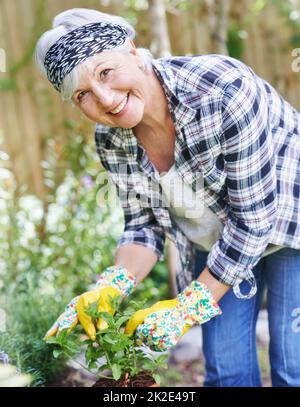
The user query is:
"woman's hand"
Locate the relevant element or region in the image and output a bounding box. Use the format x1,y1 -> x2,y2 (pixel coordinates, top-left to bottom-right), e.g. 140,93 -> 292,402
44,266 -> 137,341
125,280 -> 222,352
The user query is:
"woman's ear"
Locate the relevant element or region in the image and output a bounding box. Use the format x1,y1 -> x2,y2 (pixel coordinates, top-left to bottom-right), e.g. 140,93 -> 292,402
128,39 -> 144,71
128,38 -> 138,55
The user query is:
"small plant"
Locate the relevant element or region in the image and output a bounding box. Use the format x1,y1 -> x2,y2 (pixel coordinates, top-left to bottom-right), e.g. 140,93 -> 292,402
46,296 -> 168,386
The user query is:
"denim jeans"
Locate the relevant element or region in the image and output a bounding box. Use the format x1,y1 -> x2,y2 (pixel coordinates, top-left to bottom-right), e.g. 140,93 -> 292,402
193,247 -> 300,387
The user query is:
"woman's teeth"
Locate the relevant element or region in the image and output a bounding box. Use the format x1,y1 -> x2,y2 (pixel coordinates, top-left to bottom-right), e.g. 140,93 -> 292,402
110,94 -> 129,114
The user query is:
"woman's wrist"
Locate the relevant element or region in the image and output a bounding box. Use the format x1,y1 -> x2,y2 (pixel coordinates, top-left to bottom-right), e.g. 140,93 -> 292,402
178,280 -> 222,325
96,265 -> 137,297
114,243 -> 158,284
196,266 -> 231,302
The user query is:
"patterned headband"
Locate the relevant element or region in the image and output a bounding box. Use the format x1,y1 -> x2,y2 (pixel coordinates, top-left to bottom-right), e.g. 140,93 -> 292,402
44,22 -> 128,92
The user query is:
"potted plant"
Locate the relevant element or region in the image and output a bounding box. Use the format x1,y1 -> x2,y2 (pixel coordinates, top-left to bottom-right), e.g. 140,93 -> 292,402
46,296 -> 168,387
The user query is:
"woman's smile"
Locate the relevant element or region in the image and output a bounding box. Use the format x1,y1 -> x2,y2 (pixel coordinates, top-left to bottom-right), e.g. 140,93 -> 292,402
108,92 -> 130,116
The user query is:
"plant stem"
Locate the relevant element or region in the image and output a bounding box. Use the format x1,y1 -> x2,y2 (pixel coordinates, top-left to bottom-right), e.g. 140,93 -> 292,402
124,372 -> 130,387
71,359 -> 95,375
132,346 -> 137,372
96,372 -> 114,380
72,358 -> 114,380
98,336 -> 113,372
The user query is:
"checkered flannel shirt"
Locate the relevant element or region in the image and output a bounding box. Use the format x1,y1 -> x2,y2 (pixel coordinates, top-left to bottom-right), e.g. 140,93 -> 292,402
95,54 -> 300,299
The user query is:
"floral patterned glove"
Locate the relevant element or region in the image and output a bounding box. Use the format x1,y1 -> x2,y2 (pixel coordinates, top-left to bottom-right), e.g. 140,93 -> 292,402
125,280 -> 222,352
44,266 -> 137,341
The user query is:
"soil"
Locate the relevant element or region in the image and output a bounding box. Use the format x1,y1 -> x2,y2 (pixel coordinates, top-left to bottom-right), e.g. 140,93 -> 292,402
92,372 -> 157,387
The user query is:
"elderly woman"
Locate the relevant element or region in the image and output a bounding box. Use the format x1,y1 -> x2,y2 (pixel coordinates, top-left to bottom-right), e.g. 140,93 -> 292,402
35,8 -> 300,387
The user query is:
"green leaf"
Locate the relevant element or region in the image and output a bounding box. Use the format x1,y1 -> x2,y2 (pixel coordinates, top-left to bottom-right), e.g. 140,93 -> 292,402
98,312 -> 114,326
115,315 -> 131,329
88,361 -> 97,370
109,294 -> 123,310
53,349 -> 62,359
45,337 -> 59,345
56,330 -> 68,344
82,339 -> 92,345
130,366 -> 139,377
153,373 -> 161,385
158,363 -> 168,370
115,350 -> 125,359
111,364 -> 122,381
98,363 -> 110,372
85,301 -> 99,324
102,335 -> 118,345
110,335 -> 132,352
85,344 -> 95,362
142,360 -> 156,370
156,354 -> 168,363
62,340 -> 81,356
95,327 -> 109,338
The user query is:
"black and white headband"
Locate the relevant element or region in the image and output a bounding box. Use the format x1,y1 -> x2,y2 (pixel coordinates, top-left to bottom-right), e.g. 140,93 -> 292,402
44,22 -> 128,92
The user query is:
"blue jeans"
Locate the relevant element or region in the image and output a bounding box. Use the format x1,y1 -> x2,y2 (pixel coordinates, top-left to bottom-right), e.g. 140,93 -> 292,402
193,247 -> 300,387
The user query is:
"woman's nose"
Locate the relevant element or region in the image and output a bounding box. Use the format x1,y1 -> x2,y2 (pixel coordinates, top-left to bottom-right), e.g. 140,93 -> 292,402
92,83 -> 113,109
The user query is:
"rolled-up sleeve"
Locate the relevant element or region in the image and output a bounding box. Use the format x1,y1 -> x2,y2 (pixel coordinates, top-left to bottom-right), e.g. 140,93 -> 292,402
117,201 -> 166,261
94,131 -> 165,262
206,75 -> 278,299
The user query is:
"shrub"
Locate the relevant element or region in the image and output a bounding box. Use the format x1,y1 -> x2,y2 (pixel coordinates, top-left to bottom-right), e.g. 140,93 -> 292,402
0,140 -> 123,385
0,133 -> 169,386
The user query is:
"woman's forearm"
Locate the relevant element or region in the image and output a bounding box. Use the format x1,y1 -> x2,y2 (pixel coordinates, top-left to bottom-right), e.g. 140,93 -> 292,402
196,266 -> 231,302
115,244 -> 231,302
114,243 -> 158,284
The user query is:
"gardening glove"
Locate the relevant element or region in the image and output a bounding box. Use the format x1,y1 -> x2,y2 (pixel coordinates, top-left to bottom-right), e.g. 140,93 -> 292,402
125,280 -> 222,352
44,266 -> 137,341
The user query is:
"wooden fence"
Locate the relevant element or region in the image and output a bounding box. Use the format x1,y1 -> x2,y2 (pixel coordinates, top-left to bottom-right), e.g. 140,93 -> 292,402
0,0 -> 299,198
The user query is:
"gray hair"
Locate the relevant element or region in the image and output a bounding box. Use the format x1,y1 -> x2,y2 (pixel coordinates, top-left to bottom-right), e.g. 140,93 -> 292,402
34,8 -> 154,103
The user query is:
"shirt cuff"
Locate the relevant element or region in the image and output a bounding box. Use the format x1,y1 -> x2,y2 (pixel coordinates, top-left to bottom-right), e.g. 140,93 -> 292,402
206,241 -> 258,300
117,229 -> 165,261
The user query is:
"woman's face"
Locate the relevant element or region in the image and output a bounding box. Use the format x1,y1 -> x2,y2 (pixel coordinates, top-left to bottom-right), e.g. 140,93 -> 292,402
71,42 -> 148,128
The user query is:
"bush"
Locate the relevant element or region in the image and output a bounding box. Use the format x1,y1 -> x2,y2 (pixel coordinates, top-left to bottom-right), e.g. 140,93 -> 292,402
0,131 -> 169,386
0,137 -> 124,385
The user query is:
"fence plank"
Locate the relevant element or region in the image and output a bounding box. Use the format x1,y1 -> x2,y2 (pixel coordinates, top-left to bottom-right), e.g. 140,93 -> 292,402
1,0 -> 299,199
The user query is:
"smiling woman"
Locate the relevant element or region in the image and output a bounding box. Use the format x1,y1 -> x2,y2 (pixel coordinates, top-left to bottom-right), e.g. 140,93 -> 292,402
34,6 -> 300,388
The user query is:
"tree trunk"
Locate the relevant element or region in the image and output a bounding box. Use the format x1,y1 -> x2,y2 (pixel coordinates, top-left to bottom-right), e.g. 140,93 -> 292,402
206,0 -> 230,55
148,0 -> 171,57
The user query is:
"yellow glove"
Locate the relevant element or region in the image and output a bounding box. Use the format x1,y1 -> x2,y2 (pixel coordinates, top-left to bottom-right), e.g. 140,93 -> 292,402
45,266 -> 137,341
125,298 -> 191,338
76,285 -> 123,339
125,281 -> 222,351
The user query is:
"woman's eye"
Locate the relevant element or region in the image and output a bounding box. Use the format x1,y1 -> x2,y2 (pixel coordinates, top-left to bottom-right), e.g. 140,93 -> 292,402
100,69 -> 111,78
77,91 -> 87,102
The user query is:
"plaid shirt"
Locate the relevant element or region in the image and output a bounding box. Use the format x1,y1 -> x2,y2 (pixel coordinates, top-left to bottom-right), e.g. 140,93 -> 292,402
95,54 -> 300,299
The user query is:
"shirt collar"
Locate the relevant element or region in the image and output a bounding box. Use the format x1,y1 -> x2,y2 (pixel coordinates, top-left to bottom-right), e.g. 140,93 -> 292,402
151,58 -> 196,128
112,57 -> 197,156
